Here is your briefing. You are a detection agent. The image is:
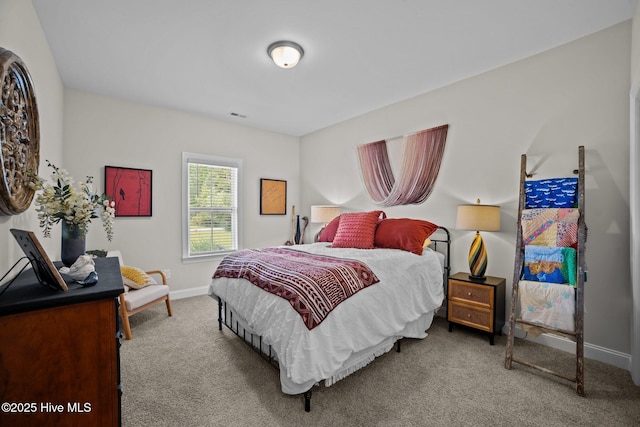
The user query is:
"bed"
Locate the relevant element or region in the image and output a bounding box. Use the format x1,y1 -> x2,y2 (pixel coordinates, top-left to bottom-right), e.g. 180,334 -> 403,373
208,212 -> 450,411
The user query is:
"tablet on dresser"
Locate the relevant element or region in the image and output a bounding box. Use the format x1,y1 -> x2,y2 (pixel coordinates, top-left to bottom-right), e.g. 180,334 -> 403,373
10,229 -> 68,291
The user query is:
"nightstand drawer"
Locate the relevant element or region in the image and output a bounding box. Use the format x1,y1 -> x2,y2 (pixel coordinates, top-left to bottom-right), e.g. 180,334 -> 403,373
448,302 -> 492,332
449,280 -> 493,307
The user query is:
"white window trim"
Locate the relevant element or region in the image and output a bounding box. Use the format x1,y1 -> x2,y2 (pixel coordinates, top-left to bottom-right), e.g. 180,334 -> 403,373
182,152 -> 243,262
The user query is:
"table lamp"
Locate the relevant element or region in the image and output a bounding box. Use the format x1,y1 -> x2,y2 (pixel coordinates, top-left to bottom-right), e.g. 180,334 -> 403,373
311,205 -> 341,241
456,199 -> 500,281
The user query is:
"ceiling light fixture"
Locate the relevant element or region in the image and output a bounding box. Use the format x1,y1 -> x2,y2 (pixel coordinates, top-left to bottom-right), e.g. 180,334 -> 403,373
267,40 -> 304,69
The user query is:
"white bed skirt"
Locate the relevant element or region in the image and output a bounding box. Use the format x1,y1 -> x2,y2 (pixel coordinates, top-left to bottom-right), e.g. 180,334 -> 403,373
215,295 -> 435,395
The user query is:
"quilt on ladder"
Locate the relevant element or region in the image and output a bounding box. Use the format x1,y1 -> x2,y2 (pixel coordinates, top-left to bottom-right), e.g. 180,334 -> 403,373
521,208 -> 580,248
212,247 -> 379,330
522,245 -> 577,286
524,177 -> 578,208
519,280 -> 575,335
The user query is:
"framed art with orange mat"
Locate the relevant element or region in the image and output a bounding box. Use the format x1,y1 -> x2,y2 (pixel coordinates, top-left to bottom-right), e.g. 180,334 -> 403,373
260,178 -> 287,215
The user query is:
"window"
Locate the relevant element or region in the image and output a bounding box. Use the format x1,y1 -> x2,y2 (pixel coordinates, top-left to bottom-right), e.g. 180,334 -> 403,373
182,152 -> 242,260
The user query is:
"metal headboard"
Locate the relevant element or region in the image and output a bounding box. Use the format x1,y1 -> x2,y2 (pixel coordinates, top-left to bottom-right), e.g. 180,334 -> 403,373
430,226 -> 451,280
429,226 -> 451,317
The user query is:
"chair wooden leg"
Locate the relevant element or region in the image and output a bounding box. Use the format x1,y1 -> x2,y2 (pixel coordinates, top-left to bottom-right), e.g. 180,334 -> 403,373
119,293 -> 133,340
120,309 -> 133,340
165,296 -> 173,316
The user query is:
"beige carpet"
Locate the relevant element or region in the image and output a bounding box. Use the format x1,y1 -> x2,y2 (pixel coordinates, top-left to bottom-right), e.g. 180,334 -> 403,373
120,295 -> 640,426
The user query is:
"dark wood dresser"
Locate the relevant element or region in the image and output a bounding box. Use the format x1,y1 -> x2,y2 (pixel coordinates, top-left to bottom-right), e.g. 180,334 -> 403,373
0,256 -> 124,426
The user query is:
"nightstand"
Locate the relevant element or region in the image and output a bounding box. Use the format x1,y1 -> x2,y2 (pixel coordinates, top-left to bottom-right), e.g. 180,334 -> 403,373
447,272 -> 505,345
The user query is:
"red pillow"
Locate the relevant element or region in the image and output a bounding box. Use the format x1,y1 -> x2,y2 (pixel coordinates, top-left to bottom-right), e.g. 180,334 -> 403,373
332,211 -> 385,249
374,218 -> 439,255
318,215 -> 340,242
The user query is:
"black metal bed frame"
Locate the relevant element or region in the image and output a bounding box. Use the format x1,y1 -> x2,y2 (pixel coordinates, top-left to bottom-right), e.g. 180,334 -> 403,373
217,226 -> 451,412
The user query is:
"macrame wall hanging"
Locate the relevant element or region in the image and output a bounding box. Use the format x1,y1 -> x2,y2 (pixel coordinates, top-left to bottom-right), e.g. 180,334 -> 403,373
356,124 -> 448,207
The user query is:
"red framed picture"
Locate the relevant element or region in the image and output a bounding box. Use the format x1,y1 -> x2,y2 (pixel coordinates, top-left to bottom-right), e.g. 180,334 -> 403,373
105,166 -> 152,217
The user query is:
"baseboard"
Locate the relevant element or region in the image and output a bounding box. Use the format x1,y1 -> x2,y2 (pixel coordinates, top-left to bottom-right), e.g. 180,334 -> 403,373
505,324 -> 631,371
170,285 -> 209,301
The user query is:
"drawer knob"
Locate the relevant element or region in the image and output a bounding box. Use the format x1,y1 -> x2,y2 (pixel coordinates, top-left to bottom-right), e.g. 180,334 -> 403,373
467,292 -> 472,296
467,314 -> 471,318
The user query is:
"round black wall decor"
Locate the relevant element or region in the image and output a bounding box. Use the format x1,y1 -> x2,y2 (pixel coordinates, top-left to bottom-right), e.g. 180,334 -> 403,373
0,47 -> 40,215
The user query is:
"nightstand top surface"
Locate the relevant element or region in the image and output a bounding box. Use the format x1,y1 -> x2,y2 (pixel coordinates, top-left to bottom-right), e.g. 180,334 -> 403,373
450,272 -> 505,286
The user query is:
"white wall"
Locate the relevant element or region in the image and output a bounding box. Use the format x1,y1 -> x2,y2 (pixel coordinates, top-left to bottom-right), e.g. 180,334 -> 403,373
63,90 -> 300,292
301,22 -> 632,359
0,0 -> 64,273
628,2 -> 640,384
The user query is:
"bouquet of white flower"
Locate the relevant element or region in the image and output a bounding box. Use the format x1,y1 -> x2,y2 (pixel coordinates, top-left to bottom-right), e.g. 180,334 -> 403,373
30,160 -> 116,241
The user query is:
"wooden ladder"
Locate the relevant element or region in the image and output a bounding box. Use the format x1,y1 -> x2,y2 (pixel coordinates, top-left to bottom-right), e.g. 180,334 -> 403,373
505,145 -> 587,396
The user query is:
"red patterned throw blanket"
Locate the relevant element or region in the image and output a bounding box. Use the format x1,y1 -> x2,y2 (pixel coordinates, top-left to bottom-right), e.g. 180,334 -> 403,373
212,247 -> 379,330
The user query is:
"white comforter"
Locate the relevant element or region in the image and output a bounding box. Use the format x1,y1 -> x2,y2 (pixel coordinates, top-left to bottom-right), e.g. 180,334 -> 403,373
208,243 -> 444,393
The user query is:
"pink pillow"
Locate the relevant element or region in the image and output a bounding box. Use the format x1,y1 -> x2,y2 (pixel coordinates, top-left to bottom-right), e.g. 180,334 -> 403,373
374,218 -> 439,255
318,215 -> 340,242
332,211 -> 385,249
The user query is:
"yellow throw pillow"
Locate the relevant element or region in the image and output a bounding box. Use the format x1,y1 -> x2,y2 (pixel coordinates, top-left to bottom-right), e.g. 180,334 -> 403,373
121,265 -> 154,290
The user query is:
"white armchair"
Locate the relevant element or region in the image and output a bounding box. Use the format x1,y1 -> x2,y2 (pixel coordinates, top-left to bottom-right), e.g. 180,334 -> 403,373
107,250 -> 173,340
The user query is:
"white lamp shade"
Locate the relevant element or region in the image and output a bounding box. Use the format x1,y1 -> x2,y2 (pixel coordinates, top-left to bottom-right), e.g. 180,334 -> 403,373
456,203 -> 501,232
268,41 -> 304,69
310,205 -> 340,224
